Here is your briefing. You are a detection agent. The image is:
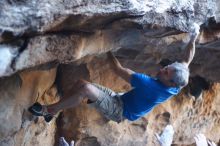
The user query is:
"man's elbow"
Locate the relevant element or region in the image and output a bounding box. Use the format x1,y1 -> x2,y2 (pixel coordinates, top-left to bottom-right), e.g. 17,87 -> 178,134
181,61 -> 190,67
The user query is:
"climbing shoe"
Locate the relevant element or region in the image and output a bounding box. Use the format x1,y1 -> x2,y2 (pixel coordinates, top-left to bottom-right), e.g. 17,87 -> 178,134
44,114 -> 53,123
28,102 -> 44,116
28,102 -> 54,122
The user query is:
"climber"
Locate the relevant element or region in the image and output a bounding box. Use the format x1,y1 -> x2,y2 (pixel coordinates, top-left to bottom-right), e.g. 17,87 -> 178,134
28,23 -> 200,123
194,134 -> 217,146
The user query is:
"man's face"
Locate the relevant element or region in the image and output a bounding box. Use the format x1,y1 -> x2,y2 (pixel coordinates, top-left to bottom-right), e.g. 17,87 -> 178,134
157,66 -> 176,87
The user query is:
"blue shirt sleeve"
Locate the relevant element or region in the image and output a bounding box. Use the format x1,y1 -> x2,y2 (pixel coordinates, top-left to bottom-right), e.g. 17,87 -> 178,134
130,73 -> 151,88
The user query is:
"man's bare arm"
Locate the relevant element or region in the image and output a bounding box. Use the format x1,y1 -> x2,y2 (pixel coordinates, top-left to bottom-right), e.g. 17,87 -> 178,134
182,37 -> 196,67
107,52 -> 135,83
182,24 -> 200,66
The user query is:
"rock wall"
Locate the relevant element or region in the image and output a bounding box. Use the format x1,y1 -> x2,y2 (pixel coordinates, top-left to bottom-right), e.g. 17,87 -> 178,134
0,0 -> 220,146
0,68 -> 58,146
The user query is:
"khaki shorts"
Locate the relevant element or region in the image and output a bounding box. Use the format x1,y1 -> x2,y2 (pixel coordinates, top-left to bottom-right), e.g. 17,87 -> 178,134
88,83 -> 124,123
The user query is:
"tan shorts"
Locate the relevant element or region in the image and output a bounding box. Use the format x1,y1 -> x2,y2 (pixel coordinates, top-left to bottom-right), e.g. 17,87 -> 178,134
88,83 -> 124,123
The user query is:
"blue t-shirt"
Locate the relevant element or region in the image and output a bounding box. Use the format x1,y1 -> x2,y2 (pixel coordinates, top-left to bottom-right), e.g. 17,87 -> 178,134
121,73 -> 180,121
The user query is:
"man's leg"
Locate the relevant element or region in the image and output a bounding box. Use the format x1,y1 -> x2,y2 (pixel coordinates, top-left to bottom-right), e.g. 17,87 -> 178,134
29,79 -> 123,123
46,79 -> 104,115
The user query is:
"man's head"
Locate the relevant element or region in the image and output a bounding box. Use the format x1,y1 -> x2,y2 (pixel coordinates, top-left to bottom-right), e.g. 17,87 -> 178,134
157,62 -> 189,87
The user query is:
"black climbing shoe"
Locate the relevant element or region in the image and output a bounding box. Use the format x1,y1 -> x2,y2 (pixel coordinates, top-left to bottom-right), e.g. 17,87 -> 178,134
28,102 -> 44,116
28,102 -> 54,122
44,114 -> 53,123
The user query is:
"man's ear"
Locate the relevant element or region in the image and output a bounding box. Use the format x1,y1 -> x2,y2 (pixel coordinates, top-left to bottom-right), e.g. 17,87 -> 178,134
169,82 -> 176,87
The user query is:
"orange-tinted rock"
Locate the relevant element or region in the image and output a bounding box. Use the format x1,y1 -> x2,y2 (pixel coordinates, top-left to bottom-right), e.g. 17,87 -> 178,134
0,68 -> 58,146
0,1 -> 220,146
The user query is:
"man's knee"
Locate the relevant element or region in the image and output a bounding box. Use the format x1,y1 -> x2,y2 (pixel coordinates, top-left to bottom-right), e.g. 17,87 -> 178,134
76,79 -> 89,88
76,79 -> 92,95
76,79 -> 99,102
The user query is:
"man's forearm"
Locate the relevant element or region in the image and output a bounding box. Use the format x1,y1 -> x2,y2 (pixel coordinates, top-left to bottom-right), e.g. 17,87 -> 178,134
182,24 -> 199,66
107,52 -> 122,69
107,52 -> 134,82
183,40 -> 195,66
182,33 -> 197,66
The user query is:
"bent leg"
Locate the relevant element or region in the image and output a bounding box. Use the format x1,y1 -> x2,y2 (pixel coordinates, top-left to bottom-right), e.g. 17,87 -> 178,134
46,79 -> 106,114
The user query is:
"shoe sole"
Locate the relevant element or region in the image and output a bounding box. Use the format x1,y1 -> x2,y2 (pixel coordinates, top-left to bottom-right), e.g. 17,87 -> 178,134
28,102 -> 43,116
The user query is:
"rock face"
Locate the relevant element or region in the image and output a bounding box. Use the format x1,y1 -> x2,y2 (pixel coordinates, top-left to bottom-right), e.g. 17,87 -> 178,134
0,68 -> 58,146
0,0 -> 219,79
0,0 -> 220,146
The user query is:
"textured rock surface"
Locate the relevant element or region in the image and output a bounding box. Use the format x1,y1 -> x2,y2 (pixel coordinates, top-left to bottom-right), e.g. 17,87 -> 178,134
0,0 -> 219,78
0,68 -> 58,146
0,0 -> 220,146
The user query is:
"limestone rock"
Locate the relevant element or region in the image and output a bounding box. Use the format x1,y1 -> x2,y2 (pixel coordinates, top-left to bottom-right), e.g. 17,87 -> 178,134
0,68 -> 58,146
0,0 -> 218,78
0,1 -> 220,146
